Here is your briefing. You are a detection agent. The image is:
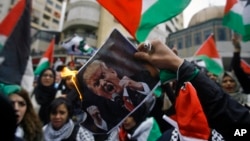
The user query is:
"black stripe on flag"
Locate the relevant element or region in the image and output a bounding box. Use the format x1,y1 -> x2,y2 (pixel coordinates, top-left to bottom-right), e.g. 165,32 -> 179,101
0,0 -> 31,85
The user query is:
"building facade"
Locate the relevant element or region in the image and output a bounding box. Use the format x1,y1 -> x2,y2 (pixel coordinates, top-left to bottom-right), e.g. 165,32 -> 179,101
1,0 -> 185,66
61,0 -> 184,64
62,0 -> 184,48
167,6 -> 250,70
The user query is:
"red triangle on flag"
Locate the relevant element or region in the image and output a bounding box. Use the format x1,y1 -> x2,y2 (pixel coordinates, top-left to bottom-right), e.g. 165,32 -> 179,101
0,0 -> 26,37
97,0 -> 141,38
176,82 -> 210,139
165,82 -> 211,140
194,34 -> 220,58
43,37 -> 55,66
0,0 -> 32,86
241,59 -> 250,75
224,0 -> 237,14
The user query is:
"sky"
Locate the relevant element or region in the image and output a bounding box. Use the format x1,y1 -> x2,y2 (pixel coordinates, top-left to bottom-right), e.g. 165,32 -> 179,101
183,0 -> 226,27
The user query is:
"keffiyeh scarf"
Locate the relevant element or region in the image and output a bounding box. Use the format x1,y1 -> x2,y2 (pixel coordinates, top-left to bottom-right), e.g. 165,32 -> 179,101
43,120 -> 74,141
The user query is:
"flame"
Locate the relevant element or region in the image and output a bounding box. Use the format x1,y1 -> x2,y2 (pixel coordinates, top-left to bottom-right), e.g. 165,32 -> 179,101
60,67 -> 83,100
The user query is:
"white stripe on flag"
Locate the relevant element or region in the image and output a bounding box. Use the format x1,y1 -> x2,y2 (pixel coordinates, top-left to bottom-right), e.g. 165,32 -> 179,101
142,0 -> 157,14
0,35 -> 7,46
21,56 -> 34,95
243,3 -> 250,24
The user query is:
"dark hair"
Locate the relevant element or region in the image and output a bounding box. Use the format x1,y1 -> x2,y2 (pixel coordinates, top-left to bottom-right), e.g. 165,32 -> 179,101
49,97 -> 73,120
12,88 -> 43,141
130,104 -> 147,124
37,68 -> 56,87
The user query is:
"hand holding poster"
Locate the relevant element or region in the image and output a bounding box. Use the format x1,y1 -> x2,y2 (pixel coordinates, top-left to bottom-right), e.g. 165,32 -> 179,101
75,29 -> 160,134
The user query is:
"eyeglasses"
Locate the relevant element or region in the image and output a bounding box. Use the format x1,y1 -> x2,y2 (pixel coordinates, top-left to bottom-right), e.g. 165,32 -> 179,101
42,74 -> 54,78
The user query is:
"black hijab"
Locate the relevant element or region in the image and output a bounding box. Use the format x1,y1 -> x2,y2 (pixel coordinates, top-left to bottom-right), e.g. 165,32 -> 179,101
34,68 -> 57,105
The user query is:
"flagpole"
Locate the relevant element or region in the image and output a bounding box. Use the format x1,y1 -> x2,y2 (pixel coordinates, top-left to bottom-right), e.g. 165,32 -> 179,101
50,35 -> 55,68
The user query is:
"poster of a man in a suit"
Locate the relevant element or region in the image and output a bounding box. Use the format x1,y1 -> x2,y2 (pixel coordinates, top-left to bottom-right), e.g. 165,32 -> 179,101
75,29 -> 159,134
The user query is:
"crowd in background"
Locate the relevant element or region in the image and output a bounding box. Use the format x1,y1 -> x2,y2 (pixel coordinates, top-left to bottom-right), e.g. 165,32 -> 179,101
1,35 -> 250,141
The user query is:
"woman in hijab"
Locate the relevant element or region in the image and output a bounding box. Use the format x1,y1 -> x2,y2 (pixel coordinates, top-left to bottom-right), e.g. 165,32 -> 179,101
219,71 -> 249,106
34,68 -> 57,125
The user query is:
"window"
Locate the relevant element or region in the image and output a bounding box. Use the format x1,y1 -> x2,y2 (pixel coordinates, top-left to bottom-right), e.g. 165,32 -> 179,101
217,28 -> 226,41
194,32 -> 202,45
45,6 -> 52,13
32,16 -> 40,24
43,14 -> 50,20
42,22 -> 49,28
177,37 -> 183,49
56,4 -> 61,10
185,35 -> 192,48
168,40 -> 175,48
53,19 -> 59,24
204,29 -> 212,40
47,0 -> 53,5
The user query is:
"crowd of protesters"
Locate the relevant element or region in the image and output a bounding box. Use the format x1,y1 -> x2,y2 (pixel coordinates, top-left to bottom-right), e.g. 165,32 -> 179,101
1,34 -> 250,141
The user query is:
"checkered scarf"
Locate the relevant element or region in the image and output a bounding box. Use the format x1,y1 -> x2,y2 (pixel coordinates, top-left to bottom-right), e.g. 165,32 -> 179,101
170,128 -> 224,141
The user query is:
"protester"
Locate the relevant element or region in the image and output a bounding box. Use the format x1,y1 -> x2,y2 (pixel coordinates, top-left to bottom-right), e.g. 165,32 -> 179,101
43,97 -> 94,141
134,39 -> 250,140
219,71 -> 250,106
55,71 -> 62,89
58,66 -> 86,124
231,34 -> 250,93
33,68 -> 57,125
58,76 -> 75,97
118,105 -> 162,141
8,87 -> 43,141
56,65 -> 75,97
83,59 -> 152,112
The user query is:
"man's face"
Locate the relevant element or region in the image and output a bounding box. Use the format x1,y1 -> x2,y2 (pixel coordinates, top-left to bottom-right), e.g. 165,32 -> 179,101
87,66 -> 123,99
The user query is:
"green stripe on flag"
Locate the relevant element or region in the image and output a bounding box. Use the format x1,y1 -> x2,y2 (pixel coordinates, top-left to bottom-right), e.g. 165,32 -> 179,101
136,0 -> 190,41
223,11 -> 246,35
243,24 -> 250,41
34,61 -> 50,76
196,55 -> 223,76
147,118 -> 162,141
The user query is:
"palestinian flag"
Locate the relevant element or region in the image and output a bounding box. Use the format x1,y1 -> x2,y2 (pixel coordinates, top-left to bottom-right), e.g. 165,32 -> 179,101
223,0 -> 250,41
0,0 -> 26,52
119,117 -> 162,141
0,0 -> 34,93
34,37 -> 55,76
193,34 -> 224,76
97,0 -> 190,42
241,59 -> 250,75
163,82 -> 211,141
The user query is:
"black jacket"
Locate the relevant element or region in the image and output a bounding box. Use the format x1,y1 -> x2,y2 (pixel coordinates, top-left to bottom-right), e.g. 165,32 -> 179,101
178,60 -> 250,141
231,52 -> 250,93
